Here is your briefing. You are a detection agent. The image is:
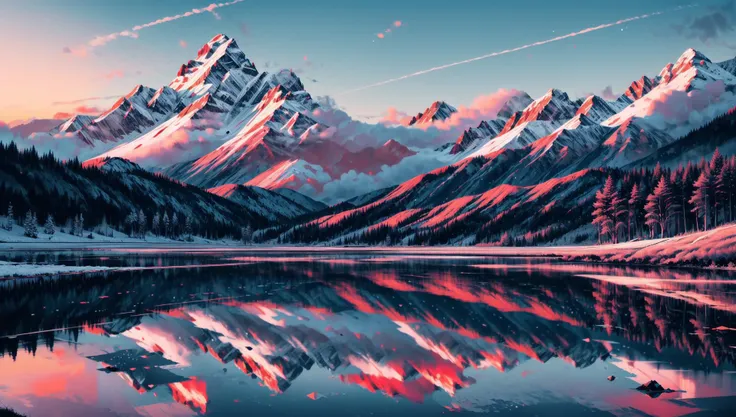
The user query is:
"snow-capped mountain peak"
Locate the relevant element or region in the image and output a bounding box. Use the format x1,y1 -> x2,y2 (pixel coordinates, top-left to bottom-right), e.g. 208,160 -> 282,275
502,88 -> 578,132
57,114 -> 95,133
408,101 -> 457,125
497,92 -> 533,119
621,76 -> 657,102
170,33 -> 257,96
657,48 -> 734,90
575,95 -> 625,123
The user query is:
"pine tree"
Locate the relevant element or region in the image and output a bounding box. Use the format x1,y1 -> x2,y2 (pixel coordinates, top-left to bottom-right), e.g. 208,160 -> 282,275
172,213 -> 179,238
710,148 -> 725,177
24,210 -> 38,238
611,187 -> 627,243
184,216 -> 193,241
645,176 -> 675,238
592,176 -> 619,243
241,225 -> 253,244
125,210 -> 138,237
72,214 -> 80,236
4,203 -> 13,231
690,169 -> 714,231
384,234 -> 392,246
628,183 -> 643,240
710,149 -> 726,225
152,212 -> 161,236
652,162 -> 662,182
716,157 -> 735,223
163,212 -> 170,238
100,216 -> 110,237
44,214 -> 55,235
681,163 -> 696,232
137,209 -> 147,238
78,213 -> 84,236
669,169 -> 684,234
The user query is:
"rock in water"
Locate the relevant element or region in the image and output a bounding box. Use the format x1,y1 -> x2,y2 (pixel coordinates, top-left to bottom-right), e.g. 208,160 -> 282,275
636,380 -> 665,392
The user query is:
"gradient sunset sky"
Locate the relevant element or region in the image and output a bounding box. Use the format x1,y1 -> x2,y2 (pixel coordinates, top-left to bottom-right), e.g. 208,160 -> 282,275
2,0 -> 735,123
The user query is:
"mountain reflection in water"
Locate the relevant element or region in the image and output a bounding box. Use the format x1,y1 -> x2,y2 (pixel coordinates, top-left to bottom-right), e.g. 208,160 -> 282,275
0,252 -> 735,417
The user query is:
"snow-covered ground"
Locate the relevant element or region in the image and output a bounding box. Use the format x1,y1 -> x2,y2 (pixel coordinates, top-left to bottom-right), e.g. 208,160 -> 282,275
2,219 -> 735,269
0,218 -> 239,247
0,261 -> 111,278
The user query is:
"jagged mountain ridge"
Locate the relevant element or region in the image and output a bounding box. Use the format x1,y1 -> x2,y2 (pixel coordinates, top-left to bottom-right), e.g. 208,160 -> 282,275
39,43 -> 736,209
274,48 -> 736,244
408,101 -> 457,125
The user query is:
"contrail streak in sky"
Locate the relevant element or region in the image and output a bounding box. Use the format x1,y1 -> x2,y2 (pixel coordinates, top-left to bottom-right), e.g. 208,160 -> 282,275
66,0 -> 247,56
338,4 -> 698,96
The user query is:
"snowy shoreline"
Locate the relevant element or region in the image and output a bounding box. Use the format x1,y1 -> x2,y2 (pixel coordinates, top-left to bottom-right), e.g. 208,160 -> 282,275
0,261 -> 112,278
1,223 -> 735,271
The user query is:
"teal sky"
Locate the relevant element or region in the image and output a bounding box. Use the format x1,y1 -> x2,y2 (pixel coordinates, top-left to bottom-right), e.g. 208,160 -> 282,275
2,0 -> 735,121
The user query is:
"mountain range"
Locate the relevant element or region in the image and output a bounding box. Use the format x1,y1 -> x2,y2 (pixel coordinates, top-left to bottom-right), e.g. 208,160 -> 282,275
3,34 -> 736,245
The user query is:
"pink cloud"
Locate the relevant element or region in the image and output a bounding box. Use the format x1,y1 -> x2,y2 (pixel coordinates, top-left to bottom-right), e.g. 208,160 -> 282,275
75,105 -> 103,114
179,40 -> 188,48
376,20 -> 403,39
52,105 -> 103,120
103,70 -> 125,80
427,89 -> 525,131
52,112 -> 74,120
640,80 -> 730,125
379,107 -> 413,126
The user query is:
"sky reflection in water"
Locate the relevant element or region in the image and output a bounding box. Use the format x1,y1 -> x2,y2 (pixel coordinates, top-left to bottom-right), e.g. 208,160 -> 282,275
0,252 -> 735,417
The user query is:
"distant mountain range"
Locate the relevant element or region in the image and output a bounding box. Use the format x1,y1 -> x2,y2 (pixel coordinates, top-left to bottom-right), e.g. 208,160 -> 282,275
3,34 -> 736,245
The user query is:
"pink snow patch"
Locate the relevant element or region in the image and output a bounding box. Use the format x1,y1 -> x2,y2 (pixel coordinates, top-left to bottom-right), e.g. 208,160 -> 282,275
367,209 -> 423,232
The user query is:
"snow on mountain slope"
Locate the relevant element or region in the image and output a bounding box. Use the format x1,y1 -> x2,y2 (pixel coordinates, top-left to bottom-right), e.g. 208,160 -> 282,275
164,84 -> 321,187
244,159 -> 331,193
283,169 -> 605,246
574,95 -> 625,123
407,101 -> 457,125
207,183 -> 326,221
450,120 -> 506,155
617,76 -> 658,104
497,92 -> 534,118
82,156 -> 144,173
508,115 -> 613,182
273,188 -> 328,213
719,55 -> 736,77
502,89 -> 579,131
466,120 -> 559,158
43,34 -> 276,165
56,115 -> 95,133
73,85 -> 160,145
456,89 -> 579,159
604,49 -> 736,135
87,93 -> 226,166
170,34 -> 258,99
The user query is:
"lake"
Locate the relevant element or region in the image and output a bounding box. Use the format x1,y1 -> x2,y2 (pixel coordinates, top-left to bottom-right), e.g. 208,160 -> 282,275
0,250 -> 735,416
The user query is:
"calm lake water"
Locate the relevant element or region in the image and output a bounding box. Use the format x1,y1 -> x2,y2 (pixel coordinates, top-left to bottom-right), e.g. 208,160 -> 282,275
0,250 -> 735,417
